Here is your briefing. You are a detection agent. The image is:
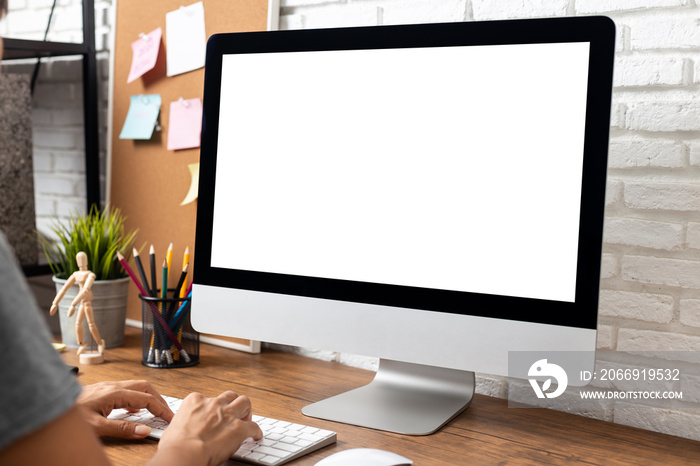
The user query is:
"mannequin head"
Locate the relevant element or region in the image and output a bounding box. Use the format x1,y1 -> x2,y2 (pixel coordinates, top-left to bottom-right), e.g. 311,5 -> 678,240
76,251 -> 88,271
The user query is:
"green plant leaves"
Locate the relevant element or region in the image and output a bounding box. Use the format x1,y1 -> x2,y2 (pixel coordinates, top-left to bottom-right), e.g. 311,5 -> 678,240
35,205 -> 138,280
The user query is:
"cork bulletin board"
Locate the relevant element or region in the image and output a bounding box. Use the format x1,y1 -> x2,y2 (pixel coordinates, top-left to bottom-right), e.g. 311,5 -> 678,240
108,0 -> 275,352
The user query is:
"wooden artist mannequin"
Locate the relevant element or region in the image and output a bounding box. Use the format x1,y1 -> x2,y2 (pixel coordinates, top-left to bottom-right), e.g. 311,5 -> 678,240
50,251 -> 106,364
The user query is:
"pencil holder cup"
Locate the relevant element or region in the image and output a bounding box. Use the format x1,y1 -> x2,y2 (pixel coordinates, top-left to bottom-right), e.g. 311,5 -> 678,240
139,290 -> 199,368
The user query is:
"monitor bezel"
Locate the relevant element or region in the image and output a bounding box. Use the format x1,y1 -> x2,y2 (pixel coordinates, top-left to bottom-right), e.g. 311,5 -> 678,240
194,17 -> 615,331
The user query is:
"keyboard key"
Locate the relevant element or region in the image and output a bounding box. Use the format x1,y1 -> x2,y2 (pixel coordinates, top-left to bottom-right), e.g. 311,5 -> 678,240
245,452 -> 267,461
299,432 -> 325,442
254,445 -> 292,458
274,442 -> 303,453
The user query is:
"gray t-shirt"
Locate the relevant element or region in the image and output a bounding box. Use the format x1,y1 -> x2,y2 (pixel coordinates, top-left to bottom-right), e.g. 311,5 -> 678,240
0,232 -> 82,452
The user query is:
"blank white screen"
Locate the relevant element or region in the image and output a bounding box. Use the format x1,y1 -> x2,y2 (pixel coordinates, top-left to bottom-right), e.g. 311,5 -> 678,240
210,42 -> 590,303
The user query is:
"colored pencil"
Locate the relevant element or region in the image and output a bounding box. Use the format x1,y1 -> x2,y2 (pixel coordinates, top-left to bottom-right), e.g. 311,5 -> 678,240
169,288 -> 193,328
180,247 -> 190,298
166,242 -> 173,275
173,263 -> 188,300
132,248 -> 152,297
173,280 -> 192,360
149,244 -> 157,297
116,251 -> 190,361
159,259 -> 174,364
161,259 -> 168,299
134,247 -> 158,361
172,299 -> 192,336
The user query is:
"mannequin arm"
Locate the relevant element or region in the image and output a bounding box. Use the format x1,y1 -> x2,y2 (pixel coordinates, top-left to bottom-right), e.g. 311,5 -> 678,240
50,275 -> 77,315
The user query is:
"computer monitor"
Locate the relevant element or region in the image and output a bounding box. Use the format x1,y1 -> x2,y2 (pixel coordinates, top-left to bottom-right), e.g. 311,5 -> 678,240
192,17 -> 615,435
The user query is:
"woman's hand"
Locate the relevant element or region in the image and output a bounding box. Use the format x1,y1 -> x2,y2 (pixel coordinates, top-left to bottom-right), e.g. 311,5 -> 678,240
151,391 -> 263,466
77,380 -> 174,439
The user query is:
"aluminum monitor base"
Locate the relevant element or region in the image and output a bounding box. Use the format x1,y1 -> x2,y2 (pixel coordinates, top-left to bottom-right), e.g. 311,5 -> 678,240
302,359 -> 475,435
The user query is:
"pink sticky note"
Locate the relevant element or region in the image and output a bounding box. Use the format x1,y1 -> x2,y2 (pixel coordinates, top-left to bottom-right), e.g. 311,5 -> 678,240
167,98 -> 203,150
127,27 -> 162,84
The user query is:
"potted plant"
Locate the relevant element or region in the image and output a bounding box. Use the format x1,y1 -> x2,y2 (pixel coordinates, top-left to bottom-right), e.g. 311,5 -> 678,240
36,205 -> 138,349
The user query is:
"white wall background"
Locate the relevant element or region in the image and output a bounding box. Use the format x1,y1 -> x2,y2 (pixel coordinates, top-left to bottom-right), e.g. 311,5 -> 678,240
2,0 -> 700,440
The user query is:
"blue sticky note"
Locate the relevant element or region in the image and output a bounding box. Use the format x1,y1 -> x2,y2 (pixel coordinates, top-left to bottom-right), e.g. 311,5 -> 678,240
119,94 -> 162,140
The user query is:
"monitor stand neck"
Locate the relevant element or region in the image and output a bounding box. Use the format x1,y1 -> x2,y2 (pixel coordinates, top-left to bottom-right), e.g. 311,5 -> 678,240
302,359 -> 475,435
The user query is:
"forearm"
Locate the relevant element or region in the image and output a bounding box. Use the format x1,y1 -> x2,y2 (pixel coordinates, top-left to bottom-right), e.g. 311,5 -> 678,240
0,406 -> 110,466
147,440 -> 210,466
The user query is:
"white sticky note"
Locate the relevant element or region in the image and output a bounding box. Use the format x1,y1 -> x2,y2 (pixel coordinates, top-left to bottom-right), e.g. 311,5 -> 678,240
166,2 -> 206,77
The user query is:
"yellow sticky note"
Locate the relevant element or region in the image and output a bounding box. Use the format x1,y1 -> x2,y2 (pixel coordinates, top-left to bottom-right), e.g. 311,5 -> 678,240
181,162 -> 199,206
52,342 -> 66,352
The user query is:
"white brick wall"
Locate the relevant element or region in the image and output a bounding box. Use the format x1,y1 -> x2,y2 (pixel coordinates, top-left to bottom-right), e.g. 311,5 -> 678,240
4,0 -> 700,442
603,217 -> 684,250
471,0 -> 569,20
1,0 -> 85,42
598,289 -> 674,323
2,1 -> 112,239
596,324 -> 615,349
577,0 -> 687,14
688,222 -> 700,249
622,255 -> 700,288
608,138 -> 684,168
680,298 -> 700,327
613,53 -> 688,87
618,328 -> 700,353
691,142 -> 700,167
623,10 -> 700,50
626,101 -> 700,132
624,182 -> 700,211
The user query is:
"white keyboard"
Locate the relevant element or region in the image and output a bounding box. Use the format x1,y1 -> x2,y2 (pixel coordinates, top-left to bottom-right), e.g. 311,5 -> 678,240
108,395 -> 337,465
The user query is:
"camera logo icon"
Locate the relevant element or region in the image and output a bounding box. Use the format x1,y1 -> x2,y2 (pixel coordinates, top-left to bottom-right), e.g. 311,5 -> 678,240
528,359 -> 568,399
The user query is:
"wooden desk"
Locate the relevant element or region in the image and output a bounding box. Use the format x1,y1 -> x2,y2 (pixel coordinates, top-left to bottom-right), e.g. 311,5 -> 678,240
62,328 -> 700,465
